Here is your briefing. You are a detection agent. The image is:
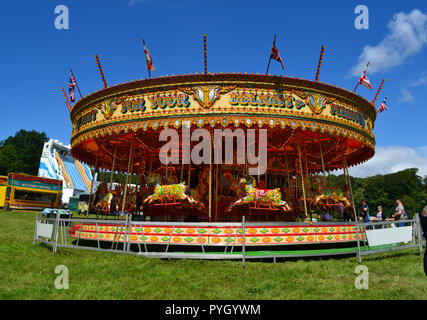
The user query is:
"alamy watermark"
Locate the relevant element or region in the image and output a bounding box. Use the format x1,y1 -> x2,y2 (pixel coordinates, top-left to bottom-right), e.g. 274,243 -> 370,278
54,5 -> 69,30
54,265 -> 69,289
354,5 -> 369,30
159,126 -> 267,175
354,265 -> 369,289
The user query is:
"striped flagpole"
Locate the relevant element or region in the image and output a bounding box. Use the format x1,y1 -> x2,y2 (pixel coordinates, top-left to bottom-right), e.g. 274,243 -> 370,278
95,54 -> 108,89
61,87 -> 72,112
315,45 -> 325,82
203,34 -> 207,75
372,78 -> 385,105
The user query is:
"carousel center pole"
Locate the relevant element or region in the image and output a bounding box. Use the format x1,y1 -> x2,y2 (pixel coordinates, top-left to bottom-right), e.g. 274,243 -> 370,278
297,143 -> 308,219
86,157 -> 98,219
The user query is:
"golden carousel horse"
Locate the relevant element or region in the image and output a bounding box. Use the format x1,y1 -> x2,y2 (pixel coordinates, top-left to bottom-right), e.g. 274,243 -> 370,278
313,175 -> 352,209
227,176 -> 291,212
143,174 -> 203,208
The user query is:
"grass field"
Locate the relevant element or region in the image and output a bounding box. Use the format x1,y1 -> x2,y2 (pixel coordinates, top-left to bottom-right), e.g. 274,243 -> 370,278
0,210 -> 426,300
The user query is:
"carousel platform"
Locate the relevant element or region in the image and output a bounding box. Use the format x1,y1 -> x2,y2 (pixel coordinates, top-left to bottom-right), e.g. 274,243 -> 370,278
69,221 -> 362,247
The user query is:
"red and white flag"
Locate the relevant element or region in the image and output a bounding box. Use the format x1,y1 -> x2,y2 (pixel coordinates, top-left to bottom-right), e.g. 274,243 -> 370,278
143,39 -> 156,73
270,35 -> 284,70
358,62 -> 372,90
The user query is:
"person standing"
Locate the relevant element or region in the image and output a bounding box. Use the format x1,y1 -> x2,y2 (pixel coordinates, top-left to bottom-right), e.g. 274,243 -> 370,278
392,199 -> 408,227
360,200 -> 370,223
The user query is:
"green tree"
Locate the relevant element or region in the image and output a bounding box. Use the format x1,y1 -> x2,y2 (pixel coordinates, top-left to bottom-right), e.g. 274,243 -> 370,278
326,168 -> 426,217
0,130 -> 48,176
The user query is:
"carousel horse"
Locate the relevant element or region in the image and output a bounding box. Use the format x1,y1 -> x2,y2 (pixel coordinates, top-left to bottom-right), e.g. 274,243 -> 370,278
143,174 -> 201,206
226,176 -> 291,212
313,175 -> 352,208
95,182 -> 114,213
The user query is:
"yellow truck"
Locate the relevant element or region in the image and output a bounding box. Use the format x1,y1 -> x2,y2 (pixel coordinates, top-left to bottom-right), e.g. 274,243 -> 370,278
2,173 -> 62,210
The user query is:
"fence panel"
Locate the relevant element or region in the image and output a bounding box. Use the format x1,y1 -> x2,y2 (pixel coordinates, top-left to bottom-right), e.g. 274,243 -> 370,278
356,215 -> 422,263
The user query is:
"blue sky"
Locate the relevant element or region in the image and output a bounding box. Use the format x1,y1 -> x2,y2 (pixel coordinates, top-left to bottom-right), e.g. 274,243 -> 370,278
0,0 -> 426,177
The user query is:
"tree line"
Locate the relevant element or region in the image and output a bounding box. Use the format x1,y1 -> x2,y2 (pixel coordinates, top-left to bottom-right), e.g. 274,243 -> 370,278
328,168 -> 426,218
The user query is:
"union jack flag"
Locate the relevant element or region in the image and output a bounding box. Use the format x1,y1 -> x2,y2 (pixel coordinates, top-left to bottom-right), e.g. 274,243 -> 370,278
68,71 -> 77,103
378,97 -> 388,113
270,35 -> 284,70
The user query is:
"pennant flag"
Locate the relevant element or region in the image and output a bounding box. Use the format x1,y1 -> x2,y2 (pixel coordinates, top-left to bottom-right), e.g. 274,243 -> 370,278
378,97 -> 388,113
358,62 -> 372,90
68,70 -> 77,103
270,36 -> 284,70
143,39 -> 156,73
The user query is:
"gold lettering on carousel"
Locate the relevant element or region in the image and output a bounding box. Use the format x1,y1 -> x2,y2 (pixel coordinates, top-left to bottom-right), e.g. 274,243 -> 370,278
121,98 -> 146,114
76,110 -> 97,130
149,93 -> 190,110
229,92 -> 305,110
330,103 -> 366,127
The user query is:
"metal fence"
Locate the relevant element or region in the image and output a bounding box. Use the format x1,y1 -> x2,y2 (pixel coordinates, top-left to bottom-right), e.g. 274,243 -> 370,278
33,213 -> 248,267
355,214 -> 423,263
33,212 -> 424,265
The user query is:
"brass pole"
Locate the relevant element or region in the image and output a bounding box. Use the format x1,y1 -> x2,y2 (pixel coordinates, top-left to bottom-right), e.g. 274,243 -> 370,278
86,157 -> 98,218
298,144 -> 308,219
208,134 -> 212,222
110,145 -> 117,186
343,155 -> 357,219
121,146 -> 133,217
319,141 -> 326,176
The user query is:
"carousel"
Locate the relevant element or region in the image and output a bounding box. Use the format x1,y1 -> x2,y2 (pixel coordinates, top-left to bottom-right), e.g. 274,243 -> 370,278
67,48 -> 378,248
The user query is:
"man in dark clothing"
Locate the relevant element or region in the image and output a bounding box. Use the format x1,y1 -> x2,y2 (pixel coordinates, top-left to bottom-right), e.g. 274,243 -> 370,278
360,200 -> 370,222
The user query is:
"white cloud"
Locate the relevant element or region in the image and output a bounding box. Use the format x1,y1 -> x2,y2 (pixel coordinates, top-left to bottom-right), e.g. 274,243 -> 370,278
399,73 -> 427,103
350,9 -> 427,76
348,145 -> 427,178
399,87 -> 415,103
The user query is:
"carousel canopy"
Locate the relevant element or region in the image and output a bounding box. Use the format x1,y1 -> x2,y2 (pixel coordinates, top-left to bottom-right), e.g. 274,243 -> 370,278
69,73 -> 377,175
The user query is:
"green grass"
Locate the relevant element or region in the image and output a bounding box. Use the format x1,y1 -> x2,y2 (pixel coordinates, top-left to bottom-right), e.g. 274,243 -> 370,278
0,210 -> 426,300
